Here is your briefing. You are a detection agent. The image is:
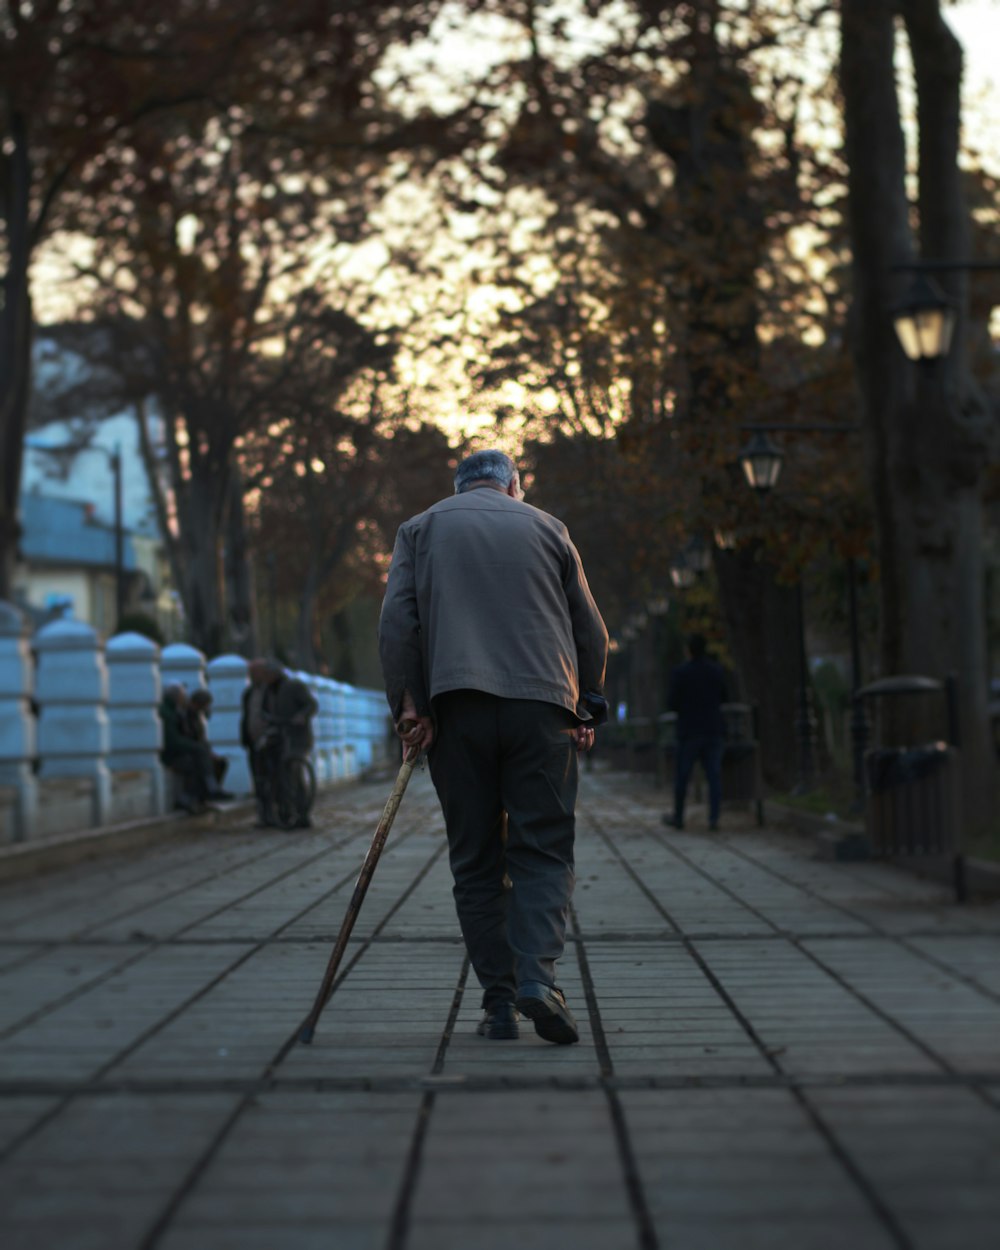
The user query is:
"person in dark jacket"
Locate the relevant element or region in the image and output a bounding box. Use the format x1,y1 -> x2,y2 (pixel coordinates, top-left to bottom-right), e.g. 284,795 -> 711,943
240,660 -> 318,827
184,689 -> 229,788
378,449 -> 609,1046
664,634 -> 728,832
159,685 -> 232,813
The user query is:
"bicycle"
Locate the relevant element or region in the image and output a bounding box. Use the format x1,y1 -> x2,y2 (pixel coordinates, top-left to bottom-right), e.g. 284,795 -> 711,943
256,720 -> 317,830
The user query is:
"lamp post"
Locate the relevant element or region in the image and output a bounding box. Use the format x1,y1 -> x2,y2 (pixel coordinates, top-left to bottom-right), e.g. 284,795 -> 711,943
647,594 -> 671,787
111,446 -> 124,625
266,551 -> 279,652
739,425 -> 866,800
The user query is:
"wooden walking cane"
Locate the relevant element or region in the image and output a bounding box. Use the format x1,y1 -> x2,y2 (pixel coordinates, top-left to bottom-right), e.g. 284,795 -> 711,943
299,731 -> 421,1045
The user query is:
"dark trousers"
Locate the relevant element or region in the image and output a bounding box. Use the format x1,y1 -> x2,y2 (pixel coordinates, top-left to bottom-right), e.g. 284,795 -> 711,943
249,742 -> 281,817
428,690 -> 579,1009
674,735 -> 724,826
169,746 -> 216,805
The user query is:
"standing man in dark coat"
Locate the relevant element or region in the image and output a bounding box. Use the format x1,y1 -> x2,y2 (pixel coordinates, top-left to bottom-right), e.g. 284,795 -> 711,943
665,633 -> 728,832
240,660 -> 318,827
378,449 -> 609,1045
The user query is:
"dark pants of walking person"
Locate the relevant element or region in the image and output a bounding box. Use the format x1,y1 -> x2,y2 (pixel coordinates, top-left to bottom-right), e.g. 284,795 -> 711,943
673,735 -> 724,829
428,689 -> 579,1010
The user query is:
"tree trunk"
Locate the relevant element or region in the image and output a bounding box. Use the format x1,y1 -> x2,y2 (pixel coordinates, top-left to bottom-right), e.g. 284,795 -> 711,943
176,466 -> 227,656
715,547 -> 800,788
223,468 -> 257,657
0,112 -> 33,600
294,557 -> 321,673
645,37 -> 801,787
841,0 -> 998,834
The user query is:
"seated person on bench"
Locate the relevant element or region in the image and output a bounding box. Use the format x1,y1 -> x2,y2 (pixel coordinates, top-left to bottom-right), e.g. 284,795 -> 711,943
159,684 -> 233,814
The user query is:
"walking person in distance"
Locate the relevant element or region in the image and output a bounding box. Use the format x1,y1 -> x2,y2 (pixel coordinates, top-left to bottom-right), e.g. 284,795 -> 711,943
664,633 -> 728,832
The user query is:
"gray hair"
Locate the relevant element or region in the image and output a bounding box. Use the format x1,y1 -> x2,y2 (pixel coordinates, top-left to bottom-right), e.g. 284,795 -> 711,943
454,450 -> 517,495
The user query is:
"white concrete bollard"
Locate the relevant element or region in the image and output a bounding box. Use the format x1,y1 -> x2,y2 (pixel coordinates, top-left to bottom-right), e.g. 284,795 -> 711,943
205,654 -> 253,796
356,687 -> 374,770
0,601 -> 38,842
366,688 -> 391,766
316,678 -> 337,783
341,683 -> 360,776
331,680 -> 345,779
160,642 -> 207,696
106,632 -> 167,816
34,618 -> 111,827
304,674 -> 330,783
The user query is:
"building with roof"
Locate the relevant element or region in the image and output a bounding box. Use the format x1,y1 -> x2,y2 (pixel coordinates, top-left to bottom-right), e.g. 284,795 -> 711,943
15,495 -> 141,636
15,401 -> 179,639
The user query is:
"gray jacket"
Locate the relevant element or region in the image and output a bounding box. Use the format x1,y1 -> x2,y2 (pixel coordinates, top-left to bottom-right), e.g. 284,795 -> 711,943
378,484 -> 608,721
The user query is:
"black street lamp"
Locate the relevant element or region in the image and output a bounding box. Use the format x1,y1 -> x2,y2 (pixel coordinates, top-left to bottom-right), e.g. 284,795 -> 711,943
891,273 -> 957,363
739,430 -> 784,495
792,581 -> 817,794
266,551 -> 279,652
684,536 -> 712,574
890,258 -> 1000,362
647,594 -> 671,786
669,560 -> 696,590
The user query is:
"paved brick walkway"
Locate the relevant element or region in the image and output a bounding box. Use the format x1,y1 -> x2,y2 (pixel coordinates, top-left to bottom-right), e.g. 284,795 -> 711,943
1,765 -> 998,1250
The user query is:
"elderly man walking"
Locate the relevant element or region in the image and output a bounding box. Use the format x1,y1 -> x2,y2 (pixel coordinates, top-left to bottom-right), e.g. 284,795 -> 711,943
378,449 -> 609,1044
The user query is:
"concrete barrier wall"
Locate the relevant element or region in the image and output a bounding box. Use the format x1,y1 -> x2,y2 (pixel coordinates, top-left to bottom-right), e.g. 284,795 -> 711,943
0,600 -> 392,844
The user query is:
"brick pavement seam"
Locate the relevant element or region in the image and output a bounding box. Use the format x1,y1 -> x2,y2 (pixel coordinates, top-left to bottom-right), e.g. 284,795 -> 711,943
716,834 -> 1000,1007
4,924 -> 992,950
0,830 -> 248,933
581,805 -> 916,1250
604,787 -> 1000,1091
5,1069 -> 1000,1098
384,958 -> 469,1250
0,828 -> 370,1024
641,821 -> 1000,1117
635,820 -> 1000,1117
134,840 -> 447,1250
0,830 -> 443,1167
570,898 -> 660,1250
0,821 -> 377,1044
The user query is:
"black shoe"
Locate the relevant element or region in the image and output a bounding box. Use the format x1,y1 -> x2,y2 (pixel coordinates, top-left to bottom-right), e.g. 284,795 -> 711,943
708,821 -> 719,832
209,788 -> 235,801
515,984 -> 579,1045
662,814 -> 683,830
292,815 -> 312,829
476,1002 -> 520,1040
255,810 -> 277,828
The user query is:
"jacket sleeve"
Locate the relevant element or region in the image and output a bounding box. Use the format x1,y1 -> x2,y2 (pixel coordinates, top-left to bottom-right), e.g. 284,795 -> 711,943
290,680 -> 318,723
160,704 -> 199,758
378,524 -> 431,720
562,534 -> 609,698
